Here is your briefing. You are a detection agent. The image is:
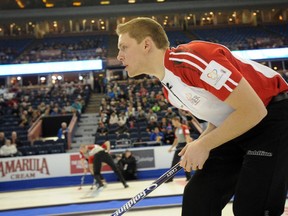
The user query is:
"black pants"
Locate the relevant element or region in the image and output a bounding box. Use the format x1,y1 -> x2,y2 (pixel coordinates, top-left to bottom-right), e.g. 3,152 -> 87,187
182,99 -> 288,216
93,151 -> 127,187
170,143 -> 191,181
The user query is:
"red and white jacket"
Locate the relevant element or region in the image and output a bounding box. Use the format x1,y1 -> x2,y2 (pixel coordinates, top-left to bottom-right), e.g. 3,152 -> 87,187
162,41 -> 288,126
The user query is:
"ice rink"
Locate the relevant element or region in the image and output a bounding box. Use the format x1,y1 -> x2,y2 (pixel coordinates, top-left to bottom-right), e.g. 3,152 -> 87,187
0,177 -> 287,216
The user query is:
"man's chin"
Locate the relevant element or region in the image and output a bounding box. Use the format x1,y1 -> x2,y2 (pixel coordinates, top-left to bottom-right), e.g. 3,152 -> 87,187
127,70 -> 138,78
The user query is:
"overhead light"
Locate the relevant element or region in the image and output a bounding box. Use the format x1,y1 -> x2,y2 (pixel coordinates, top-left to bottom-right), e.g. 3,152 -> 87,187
45,3 -> 54,8
15,0 -> 25,8
157,0 -> 165,2
73,2 -> 82,6
100,1 -> 110,5
128,0 -> 136,3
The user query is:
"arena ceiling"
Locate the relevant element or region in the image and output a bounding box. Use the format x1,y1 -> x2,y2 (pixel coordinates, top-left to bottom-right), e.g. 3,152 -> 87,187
0,0 -> 195,10
0,0 -> 287,21
1,0 -> 288,10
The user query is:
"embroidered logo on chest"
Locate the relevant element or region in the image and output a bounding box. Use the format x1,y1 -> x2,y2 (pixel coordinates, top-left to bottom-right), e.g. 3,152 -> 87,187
185,93 -> 201,106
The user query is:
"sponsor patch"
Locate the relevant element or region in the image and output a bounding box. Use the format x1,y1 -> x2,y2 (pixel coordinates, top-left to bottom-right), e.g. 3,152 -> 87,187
200,60 -> 232,89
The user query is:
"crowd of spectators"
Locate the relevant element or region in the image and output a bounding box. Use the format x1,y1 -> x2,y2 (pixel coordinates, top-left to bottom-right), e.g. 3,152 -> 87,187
205,35 -> 287,51
95,77 -> 202,148
1,22 -> 288,65
0,35 -> 107,64
14,37 -> 107,64
1,82 -> 89,125
0,81 -> 91,156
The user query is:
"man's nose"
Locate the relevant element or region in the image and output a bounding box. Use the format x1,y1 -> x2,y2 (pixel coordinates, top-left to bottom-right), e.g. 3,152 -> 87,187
117,52 -> 123,62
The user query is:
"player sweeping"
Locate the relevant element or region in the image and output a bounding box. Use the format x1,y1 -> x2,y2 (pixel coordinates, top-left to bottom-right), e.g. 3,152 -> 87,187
79,142 -> 129,190
116,17 -> 288,216
79,141 -> 111,189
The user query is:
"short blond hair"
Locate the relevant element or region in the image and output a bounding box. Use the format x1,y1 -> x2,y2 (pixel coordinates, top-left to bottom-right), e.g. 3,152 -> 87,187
116,17 -> 169,50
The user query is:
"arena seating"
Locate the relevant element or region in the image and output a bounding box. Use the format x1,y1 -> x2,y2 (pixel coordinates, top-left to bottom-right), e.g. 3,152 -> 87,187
1,23 -> 287,64
0,82 -> 91,157
0,38 -> 34,64
191,24 -> 285,50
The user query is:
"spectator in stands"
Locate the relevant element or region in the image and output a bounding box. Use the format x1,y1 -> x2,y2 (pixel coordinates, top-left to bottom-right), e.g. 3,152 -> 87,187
19,110 -> 29,127
151,102 -> 161,113
108,111 -> 119,129
99,98 -> 108,110
27,105 -> 34,119
116,111 -> 129,135
112,82 -> 121,96
149,126 -> 164,144
71,99 -> 82,116
50,107 -> 61,115
38,102 -> 46,114
146,115 -> 159,133
165,107 -> 176,119
0,132 -> 6,146
118,98 -> 128,111
96,121 -> 108,136
0,139 -> 17,157
125,103 -> 136,128
135,105 -> 146,122
140,95 -> 149,109
10,131 -> 22,147
57,122 -> 69,150
117,150 -> 137,180
158,117 -> 171,133
146,108 -> 158,122
10,102 -> 19,116
109,99 -> 118,114
100,77 -> 108,94
138,84 -> 148,97
94,77 -> 101,93
107,87 -> 116,99
117,89 -> 127,100
163,125 -> 175,145
99,111 -> 108,125
63,101 -> 72,113
147,91 -> 156,105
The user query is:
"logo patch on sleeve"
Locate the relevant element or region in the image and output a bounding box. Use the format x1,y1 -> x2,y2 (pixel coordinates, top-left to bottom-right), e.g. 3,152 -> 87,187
200,60 -> 232,90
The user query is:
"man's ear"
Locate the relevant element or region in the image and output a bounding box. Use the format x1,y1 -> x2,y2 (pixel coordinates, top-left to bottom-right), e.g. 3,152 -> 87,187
143,37 -> 153,52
